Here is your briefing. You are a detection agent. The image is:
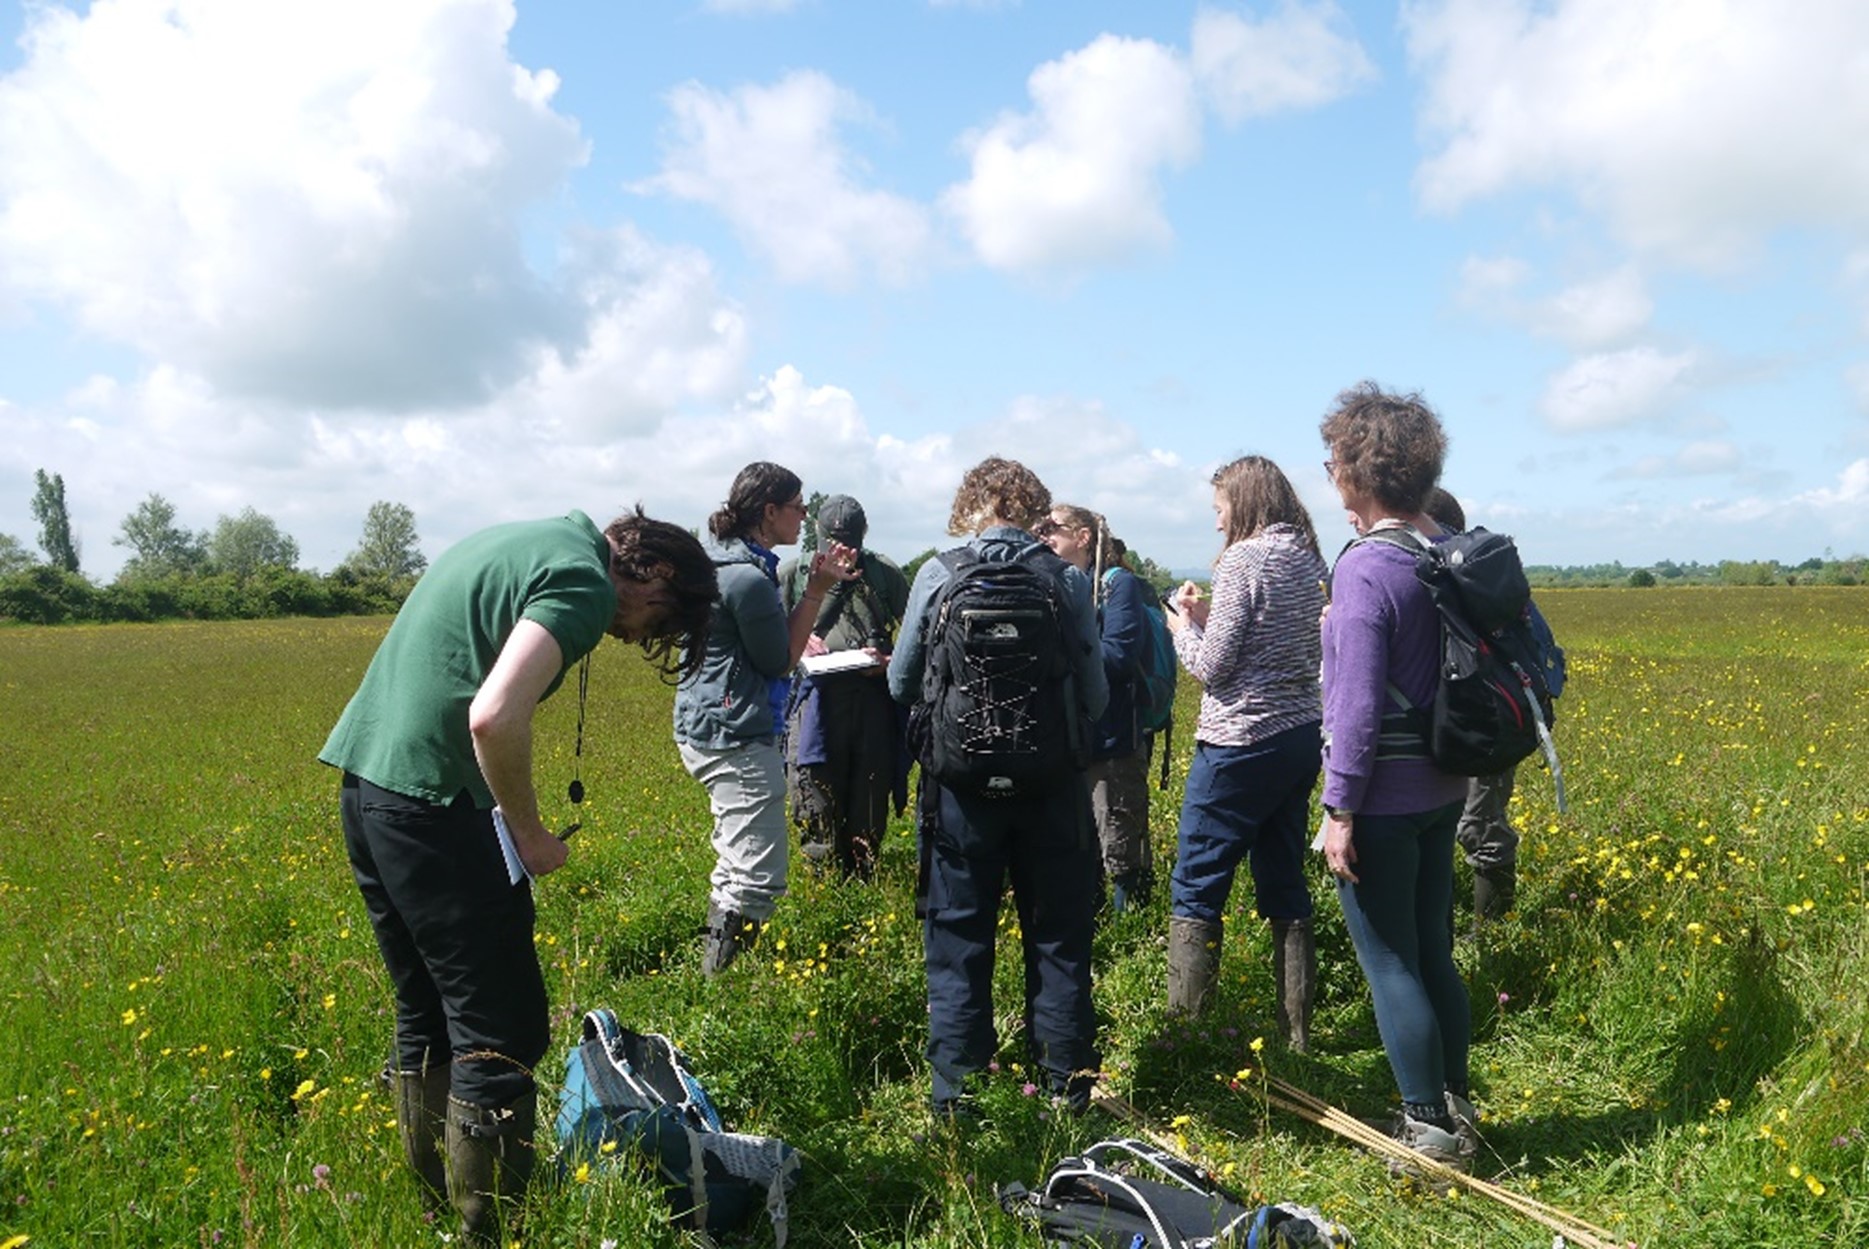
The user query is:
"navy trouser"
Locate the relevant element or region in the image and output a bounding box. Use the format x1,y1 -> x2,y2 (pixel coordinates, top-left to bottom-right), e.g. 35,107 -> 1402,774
918,775 -> 1100,1106
1335,802 -> 1469,1108
341,774 -> 549,1108
1169,723 -> 1321,925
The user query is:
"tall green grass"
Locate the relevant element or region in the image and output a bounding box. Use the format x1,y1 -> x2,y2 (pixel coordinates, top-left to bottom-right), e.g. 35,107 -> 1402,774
1,588 -> 1864,1246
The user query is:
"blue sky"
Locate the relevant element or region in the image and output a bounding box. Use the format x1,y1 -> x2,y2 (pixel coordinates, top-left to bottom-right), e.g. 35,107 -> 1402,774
2,0 -> 1866,580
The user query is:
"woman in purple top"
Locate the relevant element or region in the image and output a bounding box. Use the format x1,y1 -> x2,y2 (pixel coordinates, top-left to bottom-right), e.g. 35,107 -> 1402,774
1162,455 -> 1327,1051
1317,381 -> 1477,1173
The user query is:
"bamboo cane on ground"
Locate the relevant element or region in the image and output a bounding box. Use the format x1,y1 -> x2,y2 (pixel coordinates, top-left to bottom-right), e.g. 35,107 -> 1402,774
1092,1083 -> 1630,1249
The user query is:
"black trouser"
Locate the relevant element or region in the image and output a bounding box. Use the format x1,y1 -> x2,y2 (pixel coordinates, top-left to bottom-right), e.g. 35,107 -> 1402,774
341,774 -> 549,1108
790,674 -> 896,874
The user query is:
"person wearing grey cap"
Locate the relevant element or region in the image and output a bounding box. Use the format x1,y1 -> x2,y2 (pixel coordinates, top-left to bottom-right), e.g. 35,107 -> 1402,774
778,494 -> 910,879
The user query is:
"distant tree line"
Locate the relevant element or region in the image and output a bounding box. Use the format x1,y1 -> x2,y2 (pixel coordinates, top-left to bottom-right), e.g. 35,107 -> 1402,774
0,468 -> 428,624
1528,553 -> 1867,589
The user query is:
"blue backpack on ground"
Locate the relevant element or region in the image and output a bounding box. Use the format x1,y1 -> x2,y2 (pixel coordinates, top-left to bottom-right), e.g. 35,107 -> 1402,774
556,1008 -> 800,1245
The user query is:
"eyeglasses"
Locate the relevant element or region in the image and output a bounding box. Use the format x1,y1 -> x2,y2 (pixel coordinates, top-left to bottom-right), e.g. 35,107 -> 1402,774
1032,517 -> 1063,536
781,497 -> 808,513
1322,459 -> 1337,481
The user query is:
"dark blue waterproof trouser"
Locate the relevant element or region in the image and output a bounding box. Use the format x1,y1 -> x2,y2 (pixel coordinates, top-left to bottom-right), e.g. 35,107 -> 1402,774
918,775 -> 1100,1107
342,773 -> 549,1108
1334,802 -> 1469,1108
1169,723 -> 1321,924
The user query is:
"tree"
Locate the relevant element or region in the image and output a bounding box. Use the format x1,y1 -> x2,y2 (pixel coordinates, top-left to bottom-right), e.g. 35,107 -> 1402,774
29,469 -> 80,573
0,533 -> 35,576
206,507 -> 299,578
1125,551 -> 1179,596
798,491 -> 827,558
1627,568 -> 1656,588
113,493 -> 205,580
344,501 -> 427,580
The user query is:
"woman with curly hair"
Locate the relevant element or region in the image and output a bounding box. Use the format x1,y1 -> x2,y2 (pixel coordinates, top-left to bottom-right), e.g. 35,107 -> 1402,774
888,456 -> 1109,1117
1317,380 -> 1477,1172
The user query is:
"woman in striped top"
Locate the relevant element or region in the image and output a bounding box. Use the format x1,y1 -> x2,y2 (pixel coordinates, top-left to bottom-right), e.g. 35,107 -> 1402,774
1162,454 -> 1327,1051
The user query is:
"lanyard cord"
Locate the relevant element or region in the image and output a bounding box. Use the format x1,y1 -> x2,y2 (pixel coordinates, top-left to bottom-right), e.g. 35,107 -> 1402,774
556,653 -> 590,841
569,653 -> 590,805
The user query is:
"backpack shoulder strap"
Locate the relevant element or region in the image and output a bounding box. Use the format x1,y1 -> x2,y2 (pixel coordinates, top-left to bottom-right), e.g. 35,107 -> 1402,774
1347,523 -> 1429,558
935,547 -> 977,577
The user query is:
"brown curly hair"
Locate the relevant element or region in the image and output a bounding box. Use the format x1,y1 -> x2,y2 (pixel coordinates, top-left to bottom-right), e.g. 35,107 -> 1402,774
605,507 -> 717,682
947,456 -> 1051,536
1318,381 -> 1448,515
1210,455 -> 1319,556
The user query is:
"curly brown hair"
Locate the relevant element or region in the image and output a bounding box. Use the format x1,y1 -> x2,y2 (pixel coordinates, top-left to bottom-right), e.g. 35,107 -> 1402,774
1318,381 -> 1447,515
947,456 -> 1051,536
1210,455 -> 1319,556
606,507 -> 717,682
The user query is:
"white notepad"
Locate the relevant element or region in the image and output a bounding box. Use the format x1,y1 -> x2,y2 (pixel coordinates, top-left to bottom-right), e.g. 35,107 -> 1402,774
492,809 -> 529,886
800,650 -> 881,677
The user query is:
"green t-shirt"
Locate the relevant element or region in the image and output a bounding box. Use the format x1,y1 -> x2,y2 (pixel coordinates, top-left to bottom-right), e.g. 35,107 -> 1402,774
319,511 -> 615,806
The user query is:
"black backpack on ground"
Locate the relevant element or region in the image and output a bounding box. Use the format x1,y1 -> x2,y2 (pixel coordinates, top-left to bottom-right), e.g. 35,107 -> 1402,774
1354,526 -> 1562,788
913,544 -> 1086,800
998,1138 -> 1355,1247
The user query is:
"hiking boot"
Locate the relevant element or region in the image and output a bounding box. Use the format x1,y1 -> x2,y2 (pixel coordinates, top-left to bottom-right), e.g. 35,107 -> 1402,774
703,903 -> 762,976
1473,867 -> 1516,922
930,1094 -> 985,1130
389,1062 -> 450,1212
1387,1111 -> 1475,1189
1270,917 -> 1316,1053
1445,1090 -> 1483,1158
445,1092 -> 536,1245
1167,916 -> 1222,1017
1110,868 -> 1152,914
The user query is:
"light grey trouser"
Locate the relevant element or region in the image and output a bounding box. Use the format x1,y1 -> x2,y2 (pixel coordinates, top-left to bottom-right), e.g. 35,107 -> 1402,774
680,738 -> 790,921
1455,767 -> 1519,872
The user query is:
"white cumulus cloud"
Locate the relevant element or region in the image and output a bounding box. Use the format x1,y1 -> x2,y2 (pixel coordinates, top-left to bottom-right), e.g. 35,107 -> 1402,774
638,71 -> 933,288
1405,0 -> 1869,268
1541,346 -> 1696,431
942,34 -> 1202,275
1611,439 -> 1743,480
1458,258 -> 1652,349
0,0 -> 592,410
1190,1 -> 1377,125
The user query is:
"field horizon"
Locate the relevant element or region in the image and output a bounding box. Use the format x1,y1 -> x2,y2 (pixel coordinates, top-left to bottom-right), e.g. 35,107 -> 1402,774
2,587 -> 1864,1247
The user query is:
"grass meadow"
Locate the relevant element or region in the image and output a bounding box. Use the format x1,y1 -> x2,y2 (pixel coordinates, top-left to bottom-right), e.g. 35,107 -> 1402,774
1,587 -> 1865,1247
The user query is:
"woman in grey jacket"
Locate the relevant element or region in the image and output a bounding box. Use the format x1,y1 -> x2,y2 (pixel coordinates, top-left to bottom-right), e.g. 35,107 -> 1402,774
676,462 -> 855,974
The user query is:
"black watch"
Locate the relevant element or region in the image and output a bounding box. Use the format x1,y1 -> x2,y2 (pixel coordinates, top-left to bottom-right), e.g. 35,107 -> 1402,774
1324,805 -> 1355,820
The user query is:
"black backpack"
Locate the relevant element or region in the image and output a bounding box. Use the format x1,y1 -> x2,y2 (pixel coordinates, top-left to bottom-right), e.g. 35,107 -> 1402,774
998,1138 -> 1355,1247
914,544 -> 1086,800
1354,526 -> 1561,784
